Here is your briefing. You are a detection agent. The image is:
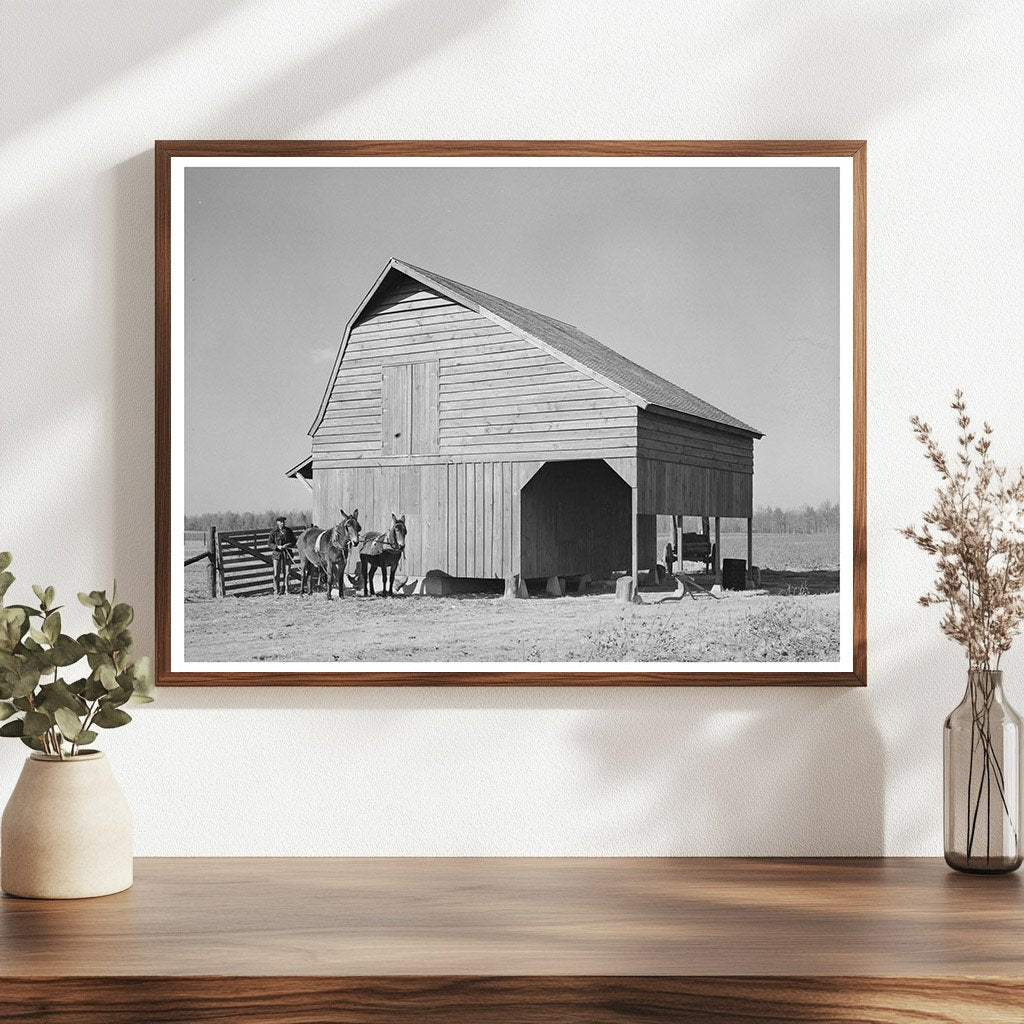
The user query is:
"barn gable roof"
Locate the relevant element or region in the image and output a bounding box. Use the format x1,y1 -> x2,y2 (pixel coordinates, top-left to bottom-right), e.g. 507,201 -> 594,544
309,258 -> 763,438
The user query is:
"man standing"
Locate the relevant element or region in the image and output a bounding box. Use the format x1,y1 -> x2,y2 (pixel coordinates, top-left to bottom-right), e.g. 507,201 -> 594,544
664,540 -> 677,578
269,515 -> 297,595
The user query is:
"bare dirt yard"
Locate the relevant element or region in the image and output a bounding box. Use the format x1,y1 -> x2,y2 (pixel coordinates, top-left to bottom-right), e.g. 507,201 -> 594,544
183,584 -> 839,664
182,532 -> 840,664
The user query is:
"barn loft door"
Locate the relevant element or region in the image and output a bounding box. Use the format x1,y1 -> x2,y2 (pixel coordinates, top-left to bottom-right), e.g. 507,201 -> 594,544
382,361 -> 438,456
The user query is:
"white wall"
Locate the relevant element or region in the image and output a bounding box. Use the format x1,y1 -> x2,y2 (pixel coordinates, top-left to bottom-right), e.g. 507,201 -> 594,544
2,0 -> 1022,855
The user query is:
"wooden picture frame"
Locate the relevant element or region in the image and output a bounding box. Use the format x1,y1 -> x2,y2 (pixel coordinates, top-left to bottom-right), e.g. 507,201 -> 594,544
156,140 -> 866,686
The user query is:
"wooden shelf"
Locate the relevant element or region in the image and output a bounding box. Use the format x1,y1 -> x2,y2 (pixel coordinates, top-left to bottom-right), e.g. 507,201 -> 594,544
2,857 -> 1021,1022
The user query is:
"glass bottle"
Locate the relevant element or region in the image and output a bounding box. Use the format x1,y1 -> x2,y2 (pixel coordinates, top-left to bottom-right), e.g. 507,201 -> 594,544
944,669 -> 1022,873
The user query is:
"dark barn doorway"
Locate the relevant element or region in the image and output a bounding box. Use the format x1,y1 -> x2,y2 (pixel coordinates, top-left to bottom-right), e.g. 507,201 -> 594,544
520,459 -> 631,580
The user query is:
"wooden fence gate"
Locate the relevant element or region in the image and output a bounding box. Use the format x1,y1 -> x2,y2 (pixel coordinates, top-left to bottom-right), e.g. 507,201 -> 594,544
186,525 -> 311,597
221,528 -> 308,596
217,529 -> 278,596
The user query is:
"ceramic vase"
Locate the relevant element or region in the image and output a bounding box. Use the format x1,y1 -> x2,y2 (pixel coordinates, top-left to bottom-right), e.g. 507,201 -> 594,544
1,751 -> 133,898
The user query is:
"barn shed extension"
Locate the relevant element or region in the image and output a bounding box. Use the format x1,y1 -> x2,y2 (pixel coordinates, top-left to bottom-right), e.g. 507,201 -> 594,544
287,258 -> 762,590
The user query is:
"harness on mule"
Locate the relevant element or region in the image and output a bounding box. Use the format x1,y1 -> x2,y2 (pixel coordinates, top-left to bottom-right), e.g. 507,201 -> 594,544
359,529 -> 404,560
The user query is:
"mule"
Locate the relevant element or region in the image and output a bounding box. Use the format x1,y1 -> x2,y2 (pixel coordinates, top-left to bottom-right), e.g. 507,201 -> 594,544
296,508 -> 361,600
359,514 -> 407,598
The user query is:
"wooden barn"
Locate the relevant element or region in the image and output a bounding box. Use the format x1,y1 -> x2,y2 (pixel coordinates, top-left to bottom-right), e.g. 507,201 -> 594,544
287,258 -> 762,590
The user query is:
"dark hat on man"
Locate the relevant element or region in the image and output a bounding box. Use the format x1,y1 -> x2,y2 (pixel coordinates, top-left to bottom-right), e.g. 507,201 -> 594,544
275,516 -> 287,523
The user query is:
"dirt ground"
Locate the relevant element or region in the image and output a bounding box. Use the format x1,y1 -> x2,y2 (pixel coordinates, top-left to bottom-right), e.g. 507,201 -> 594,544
183,587 -> 839,664
182,530 -> 841,664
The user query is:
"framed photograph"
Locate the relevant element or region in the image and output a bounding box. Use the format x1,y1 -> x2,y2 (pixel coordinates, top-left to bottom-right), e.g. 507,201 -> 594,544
156,141 -> 865,686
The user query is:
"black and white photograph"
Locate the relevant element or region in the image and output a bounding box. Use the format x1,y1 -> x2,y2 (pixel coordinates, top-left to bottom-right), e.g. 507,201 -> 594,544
162,147 -> 861,682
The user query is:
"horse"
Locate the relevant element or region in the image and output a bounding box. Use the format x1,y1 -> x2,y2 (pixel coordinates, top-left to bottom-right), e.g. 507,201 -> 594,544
295,508 -> 361,600
359,514 -> 407,598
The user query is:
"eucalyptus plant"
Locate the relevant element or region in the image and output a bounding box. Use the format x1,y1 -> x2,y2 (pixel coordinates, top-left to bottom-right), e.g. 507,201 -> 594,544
0,552 -> 153,759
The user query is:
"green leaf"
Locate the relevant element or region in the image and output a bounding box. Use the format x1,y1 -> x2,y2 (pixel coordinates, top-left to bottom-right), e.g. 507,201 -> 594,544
0,553 -> 11,573
74,730 -> 97,747
93,705 -> 131,729
127,656 -> 153,696
36,678 -> 88,716
7,604 -> 43,619
42,611 -> 60,644
0,572 -> 15,601
104,685 -> 132,708
83,674 -> 108,701
23,711 -> 51,738
0,701 -> 15,721
53,707 -> 84,742
28,626 -> 49,646
32,584 -> 47,608
81,636 -> 113,656
49,635 -> 85,668
44,586 -> 55,608
19,734 -> 45,752
0,718 -> 24,737
78,592 -> 100,608
0,606 -> 27,651
110,603 -> 133,629
98,663 -> 118,690
11,665 -> 41,699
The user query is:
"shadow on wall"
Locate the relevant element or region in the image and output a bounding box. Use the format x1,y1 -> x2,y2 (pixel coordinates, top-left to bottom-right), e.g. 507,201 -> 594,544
572,687 -> 884,855
1,1 -> 244,139
103,0 -> 509,659
147,681 -> 885,856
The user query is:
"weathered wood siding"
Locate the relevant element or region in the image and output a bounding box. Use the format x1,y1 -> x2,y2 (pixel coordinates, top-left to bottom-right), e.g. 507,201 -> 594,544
636,458 -> 753,517
637,409 -> 753,474
307,270 -> 759,578
635,409 -> 754,518
315,461 -> 543,579
313,273 -> 637,466
636,513 -> 659,574
520,460 -> 631,579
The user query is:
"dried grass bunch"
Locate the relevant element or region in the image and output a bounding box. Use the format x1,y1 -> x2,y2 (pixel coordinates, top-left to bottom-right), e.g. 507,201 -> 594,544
902,391 -> 1024,671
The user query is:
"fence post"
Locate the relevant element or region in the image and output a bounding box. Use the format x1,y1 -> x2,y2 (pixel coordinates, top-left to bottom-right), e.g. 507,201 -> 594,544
205,526 -> 218,598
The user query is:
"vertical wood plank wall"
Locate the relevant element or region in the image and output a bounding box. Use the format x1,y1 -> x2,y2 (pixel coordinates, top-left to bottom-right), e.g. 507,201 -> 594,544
636,409 -> 754,518
519,460 -> 631,578
636,513 -> 658,575
317,461 -> 543,579
636,459 -> 753,518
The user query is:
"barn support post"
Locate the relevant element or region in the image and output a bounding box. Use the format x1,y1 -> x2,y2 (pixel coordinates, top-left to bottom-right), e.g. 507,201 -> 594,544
747,517 -> 754,585
630,487 -> 639,585
205,526 -> 218,598
713,517 -> 722,586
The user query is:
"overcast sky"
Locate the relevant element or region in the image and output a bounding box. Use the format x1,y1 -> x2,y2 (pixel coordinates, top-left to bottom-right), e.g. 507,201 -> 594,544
184,164 -> 839,515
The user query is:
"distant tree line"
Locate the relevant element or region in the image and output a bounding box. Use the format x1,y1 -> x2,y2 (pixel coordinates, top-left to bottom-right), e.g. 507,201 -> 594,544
184,509 -> 312,532
188,501 -> 839,537
713,501 -> 839,534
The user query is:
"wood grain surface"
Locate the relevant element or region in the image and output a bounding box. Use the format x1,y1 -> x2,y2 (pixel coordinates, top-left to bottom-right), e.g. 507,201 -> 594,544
155,139 -> 867,688
2,857 -> 1019,1022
